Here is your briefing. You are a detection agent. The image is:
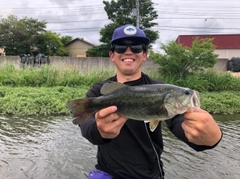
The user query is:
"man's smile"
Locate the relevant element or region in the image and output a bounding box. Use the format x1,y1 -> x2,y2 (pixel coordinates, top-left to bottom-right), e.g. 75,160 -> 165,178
122,58 -> 135,62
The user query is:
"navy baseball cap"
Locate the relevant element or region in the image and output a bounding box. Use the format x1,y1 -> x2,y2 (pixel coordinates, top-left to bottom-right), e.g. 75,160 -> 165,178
111,24 -> 150,45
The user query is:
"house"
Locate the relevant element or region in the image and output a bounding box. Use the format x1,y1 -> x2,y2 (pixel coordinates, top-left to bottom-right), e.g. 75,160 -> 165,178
65,38 -> 95,57
176,34 -> 240,59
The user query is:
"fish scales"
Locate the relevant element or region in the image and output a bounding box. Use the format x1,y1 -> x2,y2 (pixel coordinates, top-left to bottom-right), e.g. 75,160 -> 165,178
91,85 -> 166,120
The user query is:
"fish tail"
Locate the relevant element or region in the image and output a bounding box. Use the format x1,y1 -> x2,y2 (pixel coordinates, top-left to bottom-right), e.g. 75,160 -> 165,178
66,98 -> 95,125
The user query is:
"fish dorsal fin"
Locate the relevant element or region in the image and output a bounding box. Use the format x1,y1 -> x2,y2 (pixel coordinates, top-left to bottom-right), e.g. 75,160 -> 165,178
101,82 -> 128,95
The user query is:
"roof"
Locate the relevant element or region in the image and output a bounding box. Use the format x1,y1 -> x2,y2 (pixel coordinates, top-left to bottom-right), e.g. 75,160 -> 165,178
65,38 -> 95,47
176,34 -> 240,49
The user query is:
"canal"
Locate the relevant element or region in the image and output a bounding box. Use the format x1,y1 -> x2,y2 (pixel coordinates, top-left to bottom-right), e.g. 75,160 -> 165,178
0,114 -> 239,179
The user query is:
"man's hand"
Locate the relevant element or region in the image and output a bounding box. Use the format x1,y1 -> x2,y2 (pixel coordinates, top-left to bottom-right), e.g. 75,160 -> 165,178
182,108 -> 222,146
95,106 -> 128,139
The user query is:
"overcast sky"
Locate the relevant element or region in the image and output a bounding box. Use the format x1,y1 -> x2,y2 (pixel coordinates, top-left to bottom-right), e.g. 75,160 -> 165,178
1,0 -> 240,52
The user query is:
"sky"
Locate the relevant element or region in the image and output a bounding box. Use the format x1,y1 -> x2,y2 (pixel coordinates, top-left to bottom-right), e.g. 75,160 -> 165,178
1,0 -> 240,52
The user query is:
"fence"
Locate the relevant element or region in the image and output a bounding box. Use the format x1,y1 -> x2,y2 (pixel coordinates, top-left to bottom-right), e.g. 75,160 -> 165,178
0,56 -> 229,73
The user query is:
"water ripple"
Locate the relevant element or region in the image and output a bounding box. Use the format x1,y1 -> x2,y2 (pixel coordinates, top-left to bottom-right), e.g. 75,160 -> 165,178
0,114 -> 239,179
161,114 -> 240,179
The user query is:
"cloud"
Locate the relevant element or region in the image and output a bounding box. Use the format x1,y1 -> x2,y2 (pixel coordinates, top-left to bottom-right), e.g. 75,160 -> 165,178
1,0 -> 240,51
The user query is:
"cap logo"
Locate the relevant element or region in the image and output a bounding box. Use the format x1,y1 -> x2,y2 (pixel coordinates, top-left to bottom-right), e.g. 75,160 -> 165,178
123,25 -> 137,35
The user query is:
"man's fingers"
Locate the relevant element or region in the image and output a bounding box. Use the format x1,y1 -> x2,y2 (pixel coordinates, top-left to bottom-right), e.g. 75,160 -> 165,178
184,108 -> 209,121
95,106 -> 117,119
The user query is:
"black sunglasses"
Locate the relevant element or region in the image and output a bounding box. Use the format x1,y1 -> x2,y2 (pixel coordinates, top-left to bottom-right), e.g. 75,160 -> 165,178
112,44 -> 145,54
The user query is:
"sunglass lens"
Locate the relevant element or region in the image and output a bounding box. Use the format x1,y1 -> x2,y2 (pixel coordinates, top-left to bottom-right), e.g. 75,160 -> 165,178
114,45 -> 127,53
114,44 -> 143,54
130,45 -> 143,53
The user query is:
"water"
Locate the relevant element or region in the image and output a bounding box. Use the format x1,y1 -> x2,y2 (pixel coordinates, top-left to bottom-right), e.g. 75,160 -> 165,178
161,114 -> 240,179
0,115 -> 239,179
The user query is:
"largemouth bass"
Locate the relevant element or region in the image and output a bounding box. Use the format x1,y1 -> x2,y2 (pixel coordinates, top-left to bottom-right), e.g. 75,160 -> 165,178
67,82 -> 200,132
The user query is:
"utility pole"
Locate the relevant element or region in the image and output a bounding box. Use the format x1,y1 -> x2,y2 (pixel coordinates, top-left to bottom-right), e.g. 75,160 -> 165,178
204,18 -> 207,33
136,0 -> 140,27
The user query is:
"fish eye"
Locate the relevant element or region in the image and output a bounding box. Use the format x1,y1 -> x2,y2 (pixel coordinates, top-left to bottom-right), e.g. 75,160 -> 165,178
185,90 -> 190,95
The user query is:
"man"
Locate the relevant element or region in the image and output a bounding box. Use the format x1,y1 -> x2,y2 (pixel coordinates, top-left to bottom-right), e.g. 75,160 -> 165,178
80,24 -> 222,179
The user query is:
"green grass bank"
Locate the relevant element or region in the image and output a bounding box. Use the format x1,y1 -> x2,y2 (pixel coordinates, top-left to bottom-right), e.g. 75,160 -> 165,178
0,61 -> 240,116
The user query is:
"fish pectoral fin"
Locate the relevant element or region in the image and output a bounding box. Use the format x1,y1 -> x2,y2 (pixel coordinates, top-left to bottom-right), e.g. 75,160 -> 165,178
144,120 -> 160,132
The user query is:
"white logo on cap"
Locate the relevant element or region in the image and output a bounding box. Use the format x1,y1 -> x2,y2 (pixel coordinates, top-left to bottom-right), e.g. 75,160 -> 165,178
123,25 -> 137,35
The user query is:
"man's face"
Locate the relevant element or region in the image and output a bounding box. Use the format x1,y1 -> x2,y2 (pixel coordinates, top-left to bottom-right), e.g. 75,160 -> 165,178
109,39 -> 148,77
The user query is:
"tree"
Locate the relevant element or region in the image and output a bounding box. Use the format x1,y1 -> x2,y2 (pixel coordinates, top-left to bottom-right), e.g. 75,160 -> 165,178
86,44 -> 110,57
87,0 -> 159,57
150,38 -> 218,79
61,35 -> 73,46
0,15 -> 47,55
36,31 -> 68,56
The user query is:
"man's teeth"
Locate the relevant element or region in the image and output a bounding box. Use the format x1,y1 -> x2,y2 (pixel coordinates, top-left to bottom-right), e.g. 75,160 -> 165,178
123,59 -> 134,62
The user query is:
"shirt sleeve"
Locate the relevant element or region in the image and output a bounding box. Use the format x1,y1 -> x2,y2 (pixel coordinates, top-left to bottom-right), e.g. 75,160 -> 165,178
79,82 -> 112,145
165,114 -> 222,151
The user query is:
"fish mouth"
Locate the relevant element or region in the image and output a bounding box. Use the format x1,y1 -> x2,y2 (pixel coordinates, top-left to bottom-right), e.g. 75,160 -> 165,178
185,90 -> 200,112
191,90 -> 200,108
175,90 -> 200,109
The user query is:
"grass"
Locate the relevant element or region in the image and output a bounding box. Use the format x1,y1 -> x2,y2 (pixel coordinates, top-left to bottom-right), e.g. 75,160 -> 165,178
0,61 -> 115,87
0,61 -> 240,115
149,70 -> 240,92
0,86 -> 88,116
